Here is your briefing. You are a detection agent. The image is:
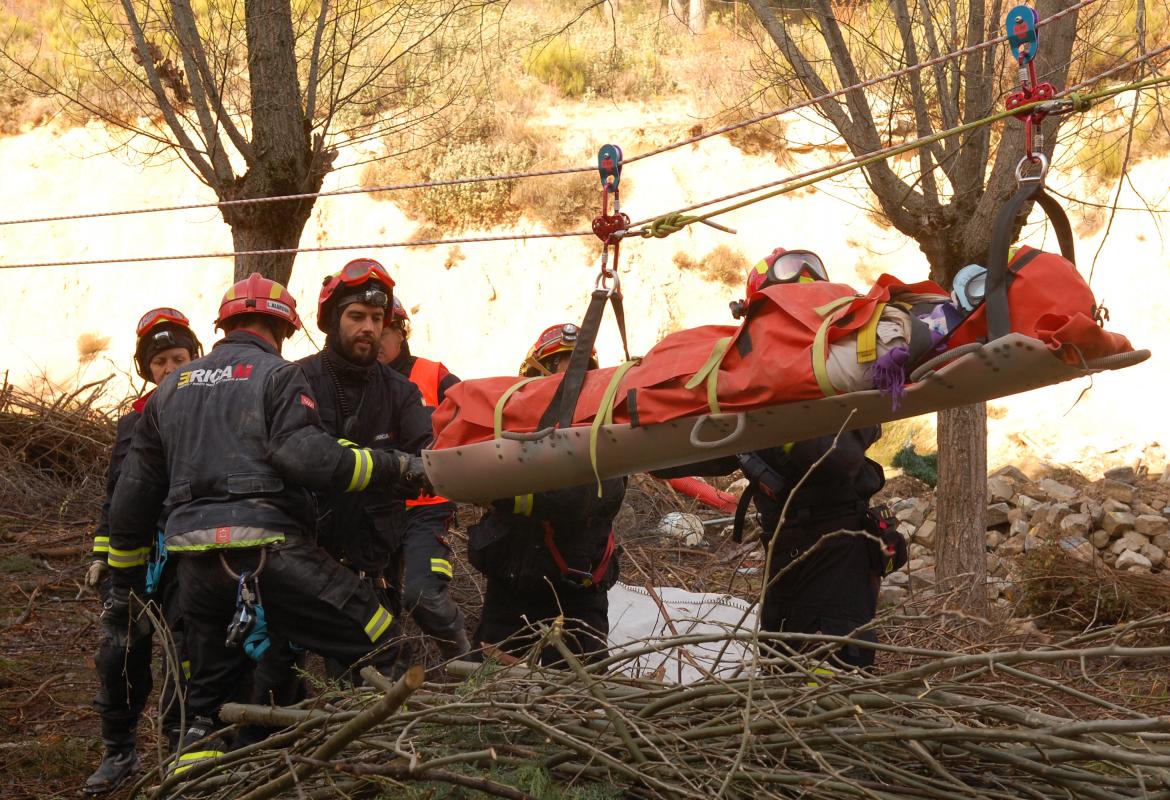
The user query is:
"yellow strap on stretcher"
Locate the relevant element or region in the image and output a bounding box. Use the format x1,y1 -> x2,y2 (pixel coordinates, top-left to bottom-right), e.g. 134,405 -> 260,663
811,296 -> 859,398
855,301 -> 886,364
686,336 -> 734,415
589,359 -> 640,496
493,377 -> 542,440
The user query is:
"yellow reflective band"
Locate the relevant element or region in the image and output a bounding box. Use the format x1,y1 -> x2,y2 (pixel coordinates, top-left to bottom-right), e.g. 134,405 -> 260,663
345,447 -> 373,492
364,605 -> 393,642
430,558 -> 453,578
338,438 -> 358,448
107,546 -> 150,569
512,494 -> 534,516
92,536 -> 110,554
181,660 -> 191,680
357,449 -> 373,491
269,283 -> 283,299
172,750 -> 224,774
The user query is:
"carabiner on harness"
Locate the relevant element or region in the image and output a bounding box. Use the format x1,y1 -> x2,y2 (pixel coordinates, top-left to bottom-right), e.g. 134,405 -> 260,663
220,550 -> 266,649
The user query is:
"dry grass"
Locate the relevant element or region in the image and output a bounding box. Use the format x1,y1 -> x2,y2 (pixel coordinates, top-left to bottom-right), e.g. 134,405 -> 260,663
672,244 -> 749,287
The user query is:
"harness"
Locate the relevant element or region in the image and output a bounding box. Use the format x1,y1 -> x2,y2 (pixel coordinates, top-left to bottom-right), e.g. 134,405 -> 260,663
542,521 -> 615,589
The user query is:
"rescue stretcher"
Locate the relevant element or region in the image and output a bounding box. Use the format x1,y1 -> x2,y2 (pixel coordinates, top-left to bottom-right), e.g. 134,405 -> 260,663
422,170 -> 1150,503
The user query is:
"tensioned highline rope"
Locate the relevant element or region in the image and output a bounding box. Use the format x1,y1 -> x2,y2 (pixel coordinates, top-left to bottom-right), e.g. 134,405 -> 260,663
3,64 -> 1165,270
0,0 -> 1100,229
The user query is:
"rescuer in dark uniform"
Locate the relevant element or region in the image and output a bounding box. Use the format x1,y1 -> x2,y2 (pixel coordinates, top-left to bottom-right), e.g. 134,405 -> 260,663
468,323 -> 626,666
658,249 -> 901,670
375,294 -> 469,660
104,273 -> 429,775
297,261 -> 469,662
83,308 -> 201,795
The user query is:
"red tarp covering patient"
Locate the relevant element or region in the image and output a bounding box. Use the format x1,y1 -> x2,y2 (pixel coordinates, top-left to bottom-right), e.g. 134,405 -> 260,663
431,248 -> 1132,450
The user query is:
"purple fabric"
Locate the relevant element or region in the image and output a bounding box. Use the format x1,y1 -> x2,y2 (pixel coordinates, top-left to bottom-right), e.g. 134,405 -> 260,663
870,346 -> 910,411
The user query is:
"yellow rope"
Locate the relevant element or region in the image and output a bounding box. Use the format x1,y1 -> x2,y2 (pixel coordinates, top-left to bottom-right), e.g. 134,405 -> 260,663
631,76 -> 1170,241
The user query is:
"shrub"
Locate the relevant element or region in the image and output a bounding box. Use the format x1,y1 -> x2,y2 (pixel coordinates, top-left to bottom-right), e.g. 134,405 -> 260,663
411,139 -> 536,230
525,38 -> 591,97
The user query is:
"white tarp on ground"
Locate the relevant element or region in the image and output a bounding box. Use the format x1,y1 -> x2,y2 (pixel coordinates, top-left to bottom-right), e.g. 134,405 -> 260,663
607,583 -> 758,684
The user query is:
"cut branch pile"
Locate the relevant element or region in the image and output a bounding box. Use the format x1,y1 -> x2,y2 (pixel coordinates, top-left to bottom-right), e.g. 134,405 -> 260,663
149,613 -> 1170,800
1016,543 -> 1170,635
0,376 -> 117,525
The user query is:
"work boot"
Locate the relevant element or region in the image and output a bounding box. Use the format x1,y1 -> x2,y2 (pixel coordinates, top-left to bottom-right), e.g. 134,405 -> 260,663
83,750 -> 139,795
169,716 -> 227,777
436,628 -> 472,663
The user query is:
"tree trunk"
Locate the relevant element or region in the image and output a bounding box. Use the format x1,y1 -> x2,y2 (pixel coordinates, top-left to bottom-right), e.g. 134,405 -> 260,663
689,0 -> 706,32
221,0 -> 328,283
935,402 -> 989,614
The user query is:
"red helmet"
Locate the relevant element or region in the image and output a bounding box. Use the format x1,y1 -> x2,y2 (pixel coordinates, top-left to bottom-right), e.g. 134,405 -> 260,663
215,272 -> 302,334
390,295 -> 408,323
317,258 -> 395,333
133,307 -> 202,381
731,248 -> 828,319
521,323 -> 599,377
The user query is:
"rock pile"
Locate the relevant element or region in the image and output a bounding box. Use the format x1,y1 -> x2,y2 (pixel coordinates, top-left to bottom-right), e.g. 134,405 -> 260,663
879,464 -> 1170,608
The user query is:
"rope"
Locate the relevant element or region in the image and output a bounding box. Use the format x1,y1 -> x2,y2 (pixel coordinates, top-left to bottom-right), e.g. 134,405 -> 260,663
3,57 -> 1165,270
626,71 -> 1170,241
621,0 -> 1098,167
0,0 -> 1100,230
0,229 -> 592,270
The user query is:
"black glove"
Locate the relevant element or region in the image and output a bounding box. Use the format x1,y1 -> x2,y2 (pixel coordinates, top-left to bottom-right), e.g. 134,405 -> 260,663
101,586 -> 151,646
371,449 -> 433,494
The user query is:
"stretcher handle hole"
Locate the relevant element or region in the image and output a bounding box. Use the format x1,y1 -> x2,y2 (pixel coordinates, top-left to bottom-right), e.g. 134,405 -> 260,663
500,426 -> 556,442
908,343 -> 984,383
689,413 -> 747,449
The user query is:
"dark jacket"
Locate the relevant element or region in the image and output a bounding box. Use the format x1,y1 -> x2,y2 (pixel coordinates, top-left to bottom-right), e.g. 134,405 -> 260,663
297,343 -> 435,572
653,427 -> 885,536
468,478 -> 627,591
108,331 -> 401,587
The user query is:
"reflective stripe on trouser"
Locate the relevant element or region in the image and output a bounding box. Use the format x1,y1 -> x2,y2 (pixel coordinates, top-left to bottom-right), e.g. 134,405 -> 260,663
107,546 -> 150,569
430,558 -> 453,578
364,605 -> 394,642
177,543 -> 401,720
172,749 -> 224,775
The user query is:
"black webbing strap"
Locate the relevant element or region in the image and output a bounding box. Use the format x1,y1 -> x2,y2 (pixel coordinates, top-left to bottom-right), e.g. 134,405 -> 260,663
985,180 -> 1075,341
539,288 -> 631,430
732,483 -> 756,543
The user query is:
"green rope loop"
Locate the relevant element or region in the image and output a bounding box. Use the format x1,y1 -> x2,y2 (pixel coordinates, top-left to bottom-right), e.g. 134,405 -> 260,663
641,212 -> 696,239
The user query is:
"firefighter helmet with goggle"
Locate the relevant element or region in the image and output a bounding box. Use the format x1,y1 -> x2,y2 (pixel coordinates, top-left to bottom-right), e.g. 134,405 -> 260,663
730,248 -> 829,319
521,323 -> 599,377
317,258 -> 395,333
215,273 -> 303,334
133,307 -> 203,382
384,295 -> 411,339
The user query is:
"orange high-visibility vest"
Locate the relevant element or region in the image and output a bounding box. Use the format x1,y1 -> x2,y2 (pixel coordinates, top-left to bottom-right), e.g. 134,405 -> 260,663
406,356 -> 451,508
408,357 -> 444,408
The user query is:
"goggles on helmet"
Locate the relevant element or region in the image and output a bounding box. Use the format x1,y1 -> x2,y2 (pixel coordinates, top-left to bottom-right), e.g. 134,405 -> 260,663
339,258 -> 395,288
136,307 -> 191,338
765,250 -> 828,285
